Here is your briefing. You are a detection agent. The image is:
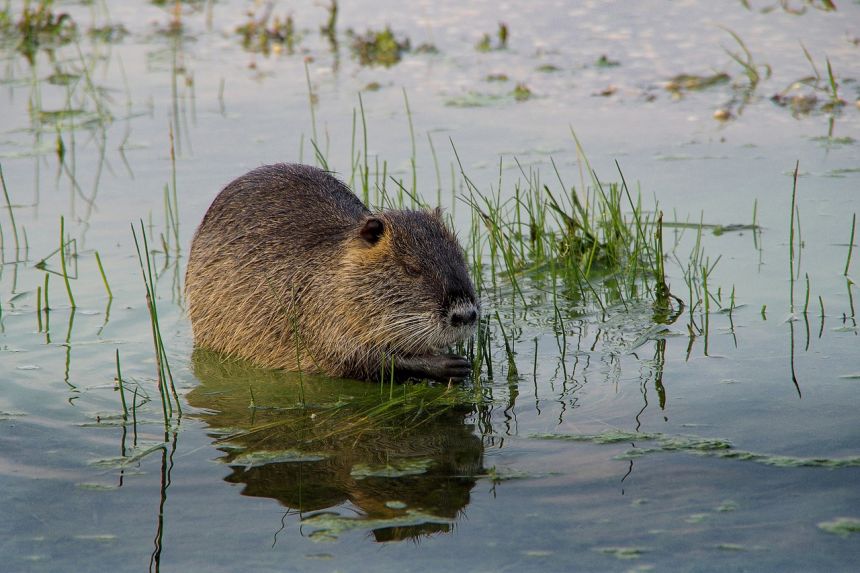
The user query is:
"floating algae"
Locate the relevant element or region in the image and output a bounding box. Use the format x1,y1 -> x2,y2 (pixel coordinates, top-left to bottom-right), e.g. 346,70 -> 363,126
229,449 -> 327,471
531,431 -> 860,469
303,509 -> 452,542
594,546 -> 650,560
818,517 -> 860,538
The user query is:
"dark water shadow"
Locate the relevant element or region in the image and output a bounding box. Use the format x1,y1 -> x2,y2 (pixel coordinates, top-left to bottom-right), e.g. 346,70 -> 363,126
187,350 -> 485,542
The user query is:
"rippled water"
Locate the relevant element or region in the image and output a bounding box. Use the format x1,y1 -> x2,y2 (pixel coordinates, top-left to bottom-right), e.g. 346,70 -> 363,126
1,1 -> 859,571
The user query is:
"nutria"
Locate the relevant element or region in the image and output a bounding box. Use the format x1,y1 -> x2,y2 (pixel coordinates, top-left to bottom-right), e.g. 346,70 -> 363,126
185,163 -> 479,382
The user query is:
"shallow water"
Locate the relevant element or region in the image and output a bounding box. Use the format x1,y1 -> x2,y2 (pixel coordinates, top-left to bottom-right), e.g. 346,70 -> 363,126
1,1 -> 859,571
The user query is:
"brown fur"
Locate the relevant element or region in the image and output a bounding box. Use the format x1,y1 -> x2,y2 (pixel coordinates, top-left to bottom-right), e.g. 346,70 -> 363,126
186,163 -> 478,381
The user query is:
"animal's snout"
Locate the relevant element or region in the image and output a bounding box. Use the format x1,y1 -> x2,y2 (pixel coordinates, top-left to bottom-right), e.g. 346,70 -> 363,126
449,305 -> 479,328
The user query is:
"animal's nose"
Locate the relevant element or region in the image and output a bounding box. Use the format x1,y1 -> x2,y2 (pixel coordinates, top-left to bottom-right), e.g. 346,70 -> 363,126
450,306 -> 478,327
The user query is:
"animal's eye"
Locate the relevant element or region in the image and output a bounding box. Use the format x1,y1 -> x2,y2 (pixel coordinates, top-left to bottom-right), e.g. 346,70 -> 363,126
403,262 -> 422,278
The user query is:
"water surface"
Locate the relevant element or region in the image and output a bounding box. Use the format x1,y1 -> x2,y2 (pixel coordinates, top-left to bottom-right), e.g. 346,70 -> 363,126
1,1 -> 859,571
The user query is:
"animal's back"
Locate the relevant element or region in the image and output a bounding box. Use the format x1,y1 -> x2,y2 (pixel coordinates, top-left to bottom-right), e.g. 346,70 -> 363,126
186,164 -> 369,368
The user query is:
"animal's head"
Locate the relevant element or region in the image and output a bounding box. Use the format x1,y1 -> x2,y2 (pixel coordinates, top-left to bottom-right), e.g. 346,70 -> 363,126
339,208 -> 479,355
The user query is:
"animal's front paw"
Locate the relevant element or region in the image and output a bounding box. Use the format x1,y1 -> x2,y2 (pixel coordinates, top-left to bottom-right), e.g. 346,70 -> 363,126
395,353 -> 472,382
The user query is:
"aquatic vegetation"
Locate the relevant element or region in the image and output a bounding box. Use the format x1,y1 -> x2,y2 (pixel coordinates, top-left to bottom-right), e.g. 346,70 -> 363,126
236,7 -> 299,55
302,510 -> 454,542
595,546 -> 650,560
348,26 -> 410,67
457,138 -> 678,317
229,450 -> 328,470
12,0 -> 78,63
444,92 -> 508,107
739,0 -> 836,14
532,431 -> 860,469
721,27 -> 771,94
131,221 -> 182,428
665,72 -> 731,93
773,48 -> 848,115
817,517 -> 860,537
1,1 -> 859,569
87,24 -> 128,43
475,22 -> 509,52
595,54 -> 620,68
512,82 -> 533,101
320,0 -> 337,43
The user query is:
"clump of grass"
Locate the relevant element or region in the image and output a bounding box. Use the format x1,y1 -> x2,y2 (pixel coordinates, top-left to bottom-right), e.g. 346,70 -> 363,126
476,22 -> 509,52
512,82 -> 533,101
237,5 -> 299,56
595,55 -> 620,68
773,45 -> 846,115
348,27 -> 410,67
455,132 -> 681,317
13,0 -> 77,63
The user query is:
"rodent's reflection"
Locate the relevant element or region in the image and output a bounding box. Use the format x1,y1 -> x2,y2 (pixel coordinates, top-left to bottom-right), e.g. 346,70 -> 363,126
187,350 -> 484,542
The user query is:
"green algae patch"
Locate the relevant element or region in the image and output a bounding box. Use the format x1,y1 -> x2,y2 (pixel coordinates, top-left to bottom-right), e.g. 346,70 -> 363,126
444,92 -> 508,108
89,441 -> 167,469
531,430 -> 660,444
531,431 -> 860,469
350,458 -> 433,479
348,27 -> 410,67
595,546 -> 649,560
595,55 -> 621,68
76,483 -> 119,491
229,449 -> 327,470
483,466 -> 563,482
303,509 -> 452,542
523,549 -> 554,557
512,82 -> 533,101
715,543 -> 746,551
73,534 -> 116,542
716,500 -> 739,512
818,517 -> 860,538
665,72 -> 730,92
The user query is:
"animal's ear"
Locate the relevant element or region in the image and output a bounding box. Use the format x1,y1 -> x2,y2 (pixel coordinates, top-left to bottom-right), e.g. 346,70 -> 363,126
431,206 -> 444,220
359,217 -> 385,245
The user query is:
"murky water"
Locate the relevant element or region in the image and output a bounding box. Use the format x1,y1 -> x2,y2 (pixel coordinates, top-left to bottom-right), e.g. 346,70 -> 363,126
2,1 -> 859,571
